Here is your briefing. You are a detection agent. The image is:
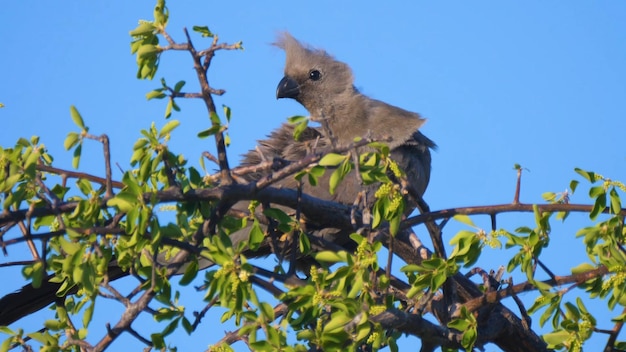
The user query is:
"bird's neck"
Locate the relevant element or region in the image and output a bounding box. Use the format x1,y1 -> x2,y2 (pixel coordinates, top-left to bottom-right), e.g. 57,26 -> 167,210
317,93 -> 368,148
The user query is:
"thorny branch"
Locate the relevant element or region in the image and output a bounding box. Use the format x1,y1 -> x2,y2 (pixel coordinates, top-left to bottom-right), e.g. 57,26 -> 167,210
2,20 -> 624,352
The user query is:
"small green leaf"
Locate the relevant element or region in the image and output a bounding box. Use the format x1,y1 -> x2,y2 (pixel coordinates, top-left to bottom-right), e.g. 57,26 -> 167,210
151,333 -> 165,350
248,220 -> 264,251
70,105 -> 85,129
83,302 -> 94,328
292,120 -> 308,141
610,187 -> 621,215
44,319 -> 64,331
589,186 -> 605,198
571,262 -> 595,274
223,105 -> 231,122
323,312 -> 352,333
543,330 -> 570,347
210,111 -> 221,125
192,25 -> 213,37
590,192 -> 606,220
159,119 -> 180,138
72,144 -> 82,169
314,251 -> 346,263
174,80 -> 186,93
453,214 -> 475,227
263,208 -> 293,226
146,89 -> 166,100
328,159 -> 352,195
137,44 -> 160,60
541,192 -> 556,202
164,98 -> 173,118
179,259 -> 198,286
570,179 -> 579,194
319,153 -> 347,167
287,115 -> 307,124
299,230 -> 311,254
107,192 -> 137,213
64,132 -> 80,151
575,168 -> 596,183
129,22 -> 156,37
259,302 -> 275,321
198,125 -> 221,138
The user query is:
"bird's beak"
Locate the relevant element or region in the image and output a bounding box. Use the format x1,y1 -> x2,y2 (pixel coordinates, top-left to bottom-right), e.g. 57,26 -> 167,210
276,76 -> 300,99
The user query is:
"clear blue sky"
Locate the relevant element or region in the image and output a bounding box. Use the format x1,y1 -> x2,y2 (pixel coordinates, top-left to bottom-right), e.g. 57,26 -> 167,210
1,1 -> 625,350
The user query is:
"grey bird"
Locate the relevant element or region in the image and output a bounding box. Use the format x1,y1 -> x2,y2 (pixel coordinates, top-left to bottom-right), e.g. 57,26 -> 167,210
0,32 -> 435,326
272,32 -> 435,202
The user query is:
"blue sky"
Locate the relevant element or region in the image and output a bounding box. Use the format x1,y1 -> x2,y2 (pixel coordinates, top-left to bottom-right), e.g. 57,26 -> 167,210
1,1 -> 625,350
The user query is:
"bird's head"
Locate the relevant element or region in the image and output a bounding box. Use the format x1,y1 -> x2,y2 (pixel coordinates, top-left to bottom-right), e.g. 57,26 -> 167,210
274,32 -> 355,115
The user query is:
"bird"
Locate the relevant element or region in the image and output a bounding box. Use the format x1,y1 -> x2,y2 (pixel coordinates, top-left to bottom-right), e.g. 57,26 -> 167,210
0,32 -> 435,327
231,32 -> 436,267
272,32 -> 435,203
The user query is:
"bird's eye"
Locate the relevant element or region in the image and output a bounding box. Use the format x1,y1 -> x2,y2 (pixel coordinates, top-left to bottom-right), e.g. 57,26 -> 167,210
309,70 -> 321,81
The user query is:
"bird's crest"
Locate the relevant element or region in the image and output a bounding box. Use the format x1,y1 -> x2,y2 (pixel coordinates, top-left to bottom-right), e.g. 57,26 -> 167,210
274,32 -> 353,86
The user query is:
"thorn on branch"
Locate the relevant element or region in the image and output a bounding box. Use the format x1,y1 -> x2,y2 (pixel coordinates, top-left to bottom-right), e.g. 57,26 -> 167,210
513,164 -> 528,205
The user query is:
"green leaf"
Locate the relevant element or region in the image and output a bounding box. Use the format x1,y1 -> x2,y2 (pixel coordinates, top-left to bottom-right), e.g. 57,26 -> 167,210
287,115 -> 307,124
137,44 -> 160,60
44,319 -> 64,330
541,192 -> 556,202
197,125 -> 224,138
323,312 -> 352,333
179,259 -> 198,286
107,192 -> 138,213
564,302 -> 580,322
76,178 -> 93,196
259,302 -> 275,321
570,179 -> 579,194
299,231 -> 311,254
589,186 -> 605,198
151,333 -> 165,350
64,132 -> 80,150
159,119 -> 180,139
72,144 -> 82,169
0,326 -> 15,335
447,317 -> 469,331
248,220 -> 264,251
543,330 -> 570,347
192,25 -> 213,37
223,105 -> 231,122
590,191 -> 606,220
314,251 -> 347,264
69,105 -> 85,129
610,187 -> 621,215
293,120 -> 308,141
146,89 -> 166,100
83,302 -> 94,327
575,168 -> 596,183
453,214 -> 475,227
210,111 -> 221,125
129,22 -> 156,37
164,99 -> 173,118
262,208 -> 293,227
174,80 -> 186,93
319,153 -> 347,167
389,211 -> 401,236
328,159 -> 352,195
571,262 -> 595,274
153,0 -> 169,26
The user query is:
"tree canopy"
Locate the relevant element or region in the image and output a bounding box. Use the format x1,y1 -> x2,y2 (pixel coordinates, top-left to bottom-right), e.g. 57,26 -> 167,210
1,2 -> 626,351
